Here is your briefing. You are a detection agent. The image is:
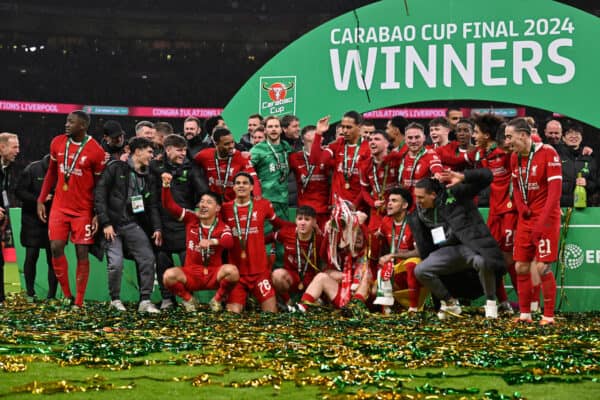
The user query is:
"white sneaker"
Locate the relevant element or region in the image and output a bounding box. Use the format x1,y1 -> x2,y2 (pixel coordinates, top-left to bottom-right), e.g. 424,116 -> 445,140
181,297 -> 199,312
138,300 -> 160,314
530,301 -> 540,313
484,300 -> 498,319
438,300 -> 462,320
209,297 -> 223,312
160,299 -> 174,310
109,299 -> 127,312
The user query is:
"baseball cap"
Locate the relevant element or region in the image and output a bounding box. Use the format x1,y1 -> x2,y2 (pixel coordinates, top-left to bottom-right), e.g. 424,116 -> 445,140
103,120 -> 125,138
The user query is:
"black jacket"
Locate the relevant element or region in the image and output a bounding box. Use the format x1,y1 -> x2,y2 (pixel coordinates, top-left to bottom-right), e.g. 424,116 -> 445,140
408,168 -> 505,275
15,155 -> 51,248
150,158 -> 207,251
556,144 -> 598,207
94,159 -> 161,235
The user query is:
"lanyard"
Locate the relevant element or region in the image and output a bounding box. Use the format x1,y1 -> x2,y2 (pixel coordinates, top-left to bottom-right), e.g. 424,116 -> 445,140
233,201 -> 253,250
517,143 -> 536,205
214,151 -> 233,195
300,151 -> 316,191
394,140 -> 405,153
343,138 -> 362,183
198,218 -> 218,266
398,147 -> 426,186
129,172 -> 145,195
475,143 -> 497,166
63,135 -> 90,183
391,219 -> 407,255
296,231 -> 317,280
266,141 -> 288,183
372,159 -> 389,199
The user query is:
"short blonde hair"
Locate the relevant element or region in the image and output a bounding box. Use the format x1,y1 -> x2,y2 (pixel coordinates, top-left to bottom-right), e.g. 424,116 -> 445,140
0,133 -> 18,144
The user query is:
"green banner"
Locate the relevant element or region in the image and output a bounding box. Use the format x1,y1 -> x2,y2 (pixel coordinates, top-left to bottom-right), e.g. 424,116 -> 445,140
223,0 -> 600,136
9,207 -> 600,311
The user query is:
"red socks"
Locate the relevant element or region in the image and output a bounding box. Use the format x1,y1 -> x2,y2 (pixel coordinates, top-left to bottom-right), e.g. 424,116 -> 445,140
214,278 -> 235,302
517,273 -> 532,313
301,293 -> 316,304
52,255 -> 72,299
352,293 -> 366,303
541,272 -> 557,318
166,281 -> 191,301
74,260 -> 90,306
405,262 -> 420,308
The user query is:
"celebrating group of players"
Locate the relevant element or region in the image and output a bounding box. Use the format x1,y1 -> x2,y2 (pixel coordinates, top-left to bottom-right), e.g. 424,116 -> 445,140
26,108 -> 561,324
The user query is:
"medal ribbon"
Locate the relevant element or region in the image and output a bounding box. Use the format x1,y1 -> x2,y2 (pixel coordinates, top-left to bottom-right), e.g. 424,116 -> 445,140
397,147 -> 425,186
300,151 -> 316,191
474,143 -> 497,166
391,219 -> 407,257
343,138 -> 362,185
266,141 -> 288,183
295,231 -> 316,282
214,152 -> 233,195
233,201 -> 253,252
198,218 -> 218,266
63,135 -> 90,184
372,159 -> 389,200
517,143 -> 536,205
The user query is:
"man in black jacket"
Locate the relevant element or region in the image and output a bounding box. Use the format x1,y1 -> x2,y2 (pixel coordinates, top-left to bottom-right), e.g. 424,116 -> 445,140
0,133 -> 19,306
150,134 -> 207,310
556,124 -> 598,207
15,154 -> 58,301
95,137 -> 162,314
409,169 -> 505,319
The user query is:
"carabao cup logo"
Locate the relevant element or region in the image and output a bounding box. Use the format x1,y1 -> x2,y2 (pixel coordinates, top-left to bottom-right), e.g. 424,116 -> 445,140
561,243 -> 584,270
262,82 -> 294,102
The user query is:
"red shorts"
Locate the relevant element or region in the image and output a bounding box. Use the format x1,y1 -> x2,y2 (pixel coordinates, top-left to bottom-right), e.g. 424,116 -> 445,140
48,208 -> 95,244
513,218 -> 560,263
488,212 -> 518,252
183,266 -> 219,291
285,268 -> 316,294
228,271 -> 275,306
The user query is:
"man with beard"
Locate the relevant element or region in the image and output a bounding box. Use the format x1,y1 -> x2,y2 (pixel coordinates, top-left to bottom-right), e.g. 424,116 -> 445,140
183,116 -> 205,159
101,120 -> 128,162
151,134 -> 208,310
195,128 -> 261,203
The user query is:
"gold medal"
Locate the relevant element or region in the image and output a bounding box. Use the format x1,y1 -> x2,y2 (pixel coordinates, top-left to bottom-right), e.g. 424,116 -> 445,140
203,267 -> 208,276
241,250 -> 247,259
298,282 -> 304,291
344,182 -> 350,189
62,183 -> 69,191
507,201 -> 512,209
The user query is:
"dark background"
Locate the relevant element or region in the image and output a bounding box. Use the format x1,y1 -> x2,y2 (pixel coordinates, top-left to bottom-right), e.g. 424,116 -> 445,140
1,0 -> 599,171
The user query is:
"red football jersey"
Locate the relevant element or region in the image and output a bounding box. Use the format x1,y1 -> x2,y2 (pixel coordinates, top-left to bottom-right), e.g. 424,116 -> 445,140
49,134 -> 105,215
435,141 -> 470,171
221,199 -> 276,276
510,143 -> 562,219
289,151 -> 329,214
397,149 -> 443,194
378,216 -> 414,253
310,135 -> 370,204
359,157 -> 398,209
194,148 -> 261,202
162,187 -> 233,268
471,145 -> 514,215
274,224 -> 323,280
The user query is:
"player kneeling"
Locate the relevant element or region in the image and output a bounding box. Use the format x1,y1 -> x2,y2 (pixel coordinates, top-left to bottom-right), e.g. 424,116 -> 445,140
373,187 -> 422,314
287,200 -> 372,316
161,173 -> 239,312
